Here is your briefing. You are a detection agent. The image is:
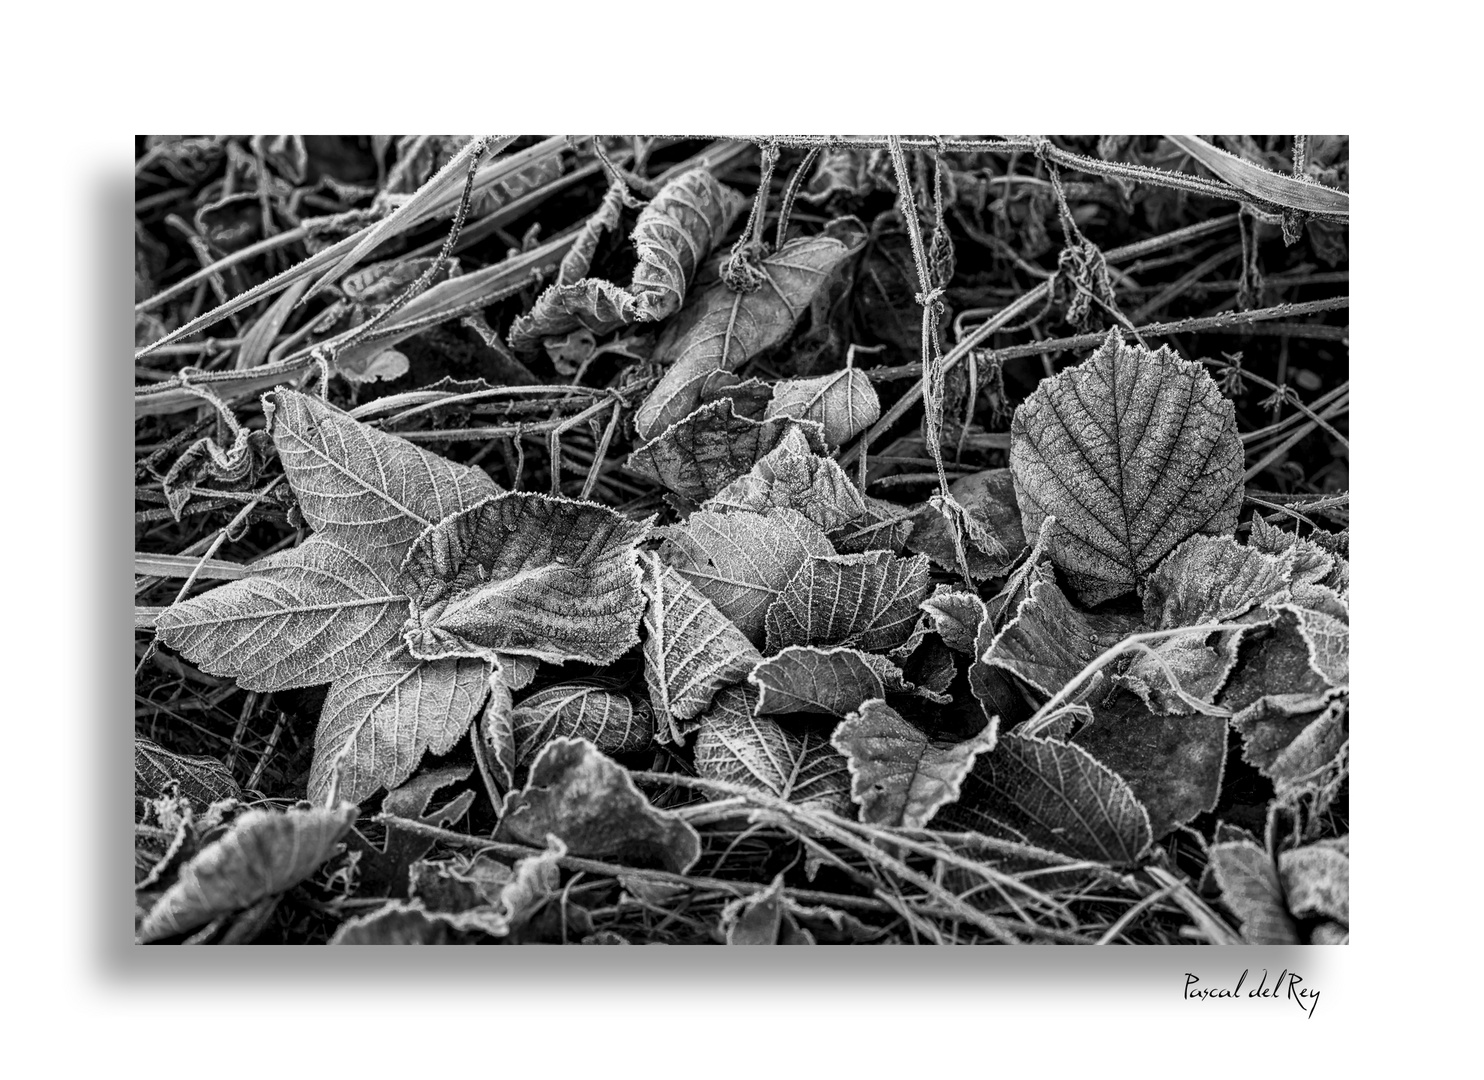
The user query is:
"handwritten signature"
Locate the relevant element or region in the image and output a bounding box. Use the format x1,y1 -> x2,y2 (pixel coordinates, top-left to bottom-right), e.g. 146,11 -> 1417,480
1184,969 -> 1320,1018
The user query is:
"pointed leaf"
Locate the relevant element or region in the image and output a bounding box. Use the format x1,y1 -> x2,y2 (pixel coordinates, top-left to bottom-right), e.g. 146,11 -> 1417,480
634,235 -> 854,439
473,665 -> 516,797
510,683 -> 654,768
1164,135 -> 1349,215
719,875 -> 816,945
629,167 -> 747,320
659,507 -> 833,644
921,588 -> 988,655
506,278 -> 639,350
750,646 -> 909,718
495,738 -> 701,874
765,367 -> 881,446
704,427 -> 866,532
1208,839 -> 1299,944
308,653 -> 493,805
834,699 -> 998,828
1009,332 -> 1243,605
627,398 -> 828,503
401,492 -> 648,664
764,550 -> 932,654
949,733 -> 1153,864
155,533 -> 408,693
694,685 -> 850,812
641,554 -> 760,744
139,804 -> 357,942
135,738 -> 241,804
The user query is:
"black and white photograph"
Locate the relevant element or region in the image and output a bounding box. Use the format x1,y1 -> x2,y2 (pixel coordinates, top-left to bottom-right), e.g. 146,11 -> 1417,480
131,134 -> 1349,947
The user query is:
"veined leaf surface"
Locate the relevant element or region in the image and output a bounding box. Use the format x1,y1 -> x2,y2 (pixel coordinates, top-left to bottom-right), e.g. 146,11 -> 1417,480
694,685 -> 850,812
749,645 -> 909,718
763,550 -> 932,654
765,367 -> 881,447
704,427 -> 866,532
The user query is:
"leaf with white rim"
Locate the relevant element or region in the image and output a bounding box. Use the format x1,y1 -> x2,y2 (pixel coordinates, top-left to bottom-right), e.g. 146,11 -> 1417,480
764,366 -> 881,446
694,685 -> 851,812
763,549 -> 933,655
703,427 -> 866,533
749,645 -> 909,718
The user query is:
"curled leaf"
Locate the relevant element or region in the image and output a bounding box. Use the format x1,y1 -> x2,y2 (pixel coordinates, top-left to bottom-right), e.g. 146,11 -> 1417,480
704,427 -> 866,533
630,167 -> 747,320
764,367 -> 881,447
763,550 -> 932,655
1009,332 -> 1243,605
694,685 -> 850,812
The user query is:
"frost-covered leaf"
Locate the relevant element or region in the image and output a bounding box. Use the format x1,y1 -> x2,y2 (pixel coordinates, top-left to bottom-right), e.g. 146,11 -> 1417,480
1009,333 -> 1243,605
833,700 -> 998,828
1279,843 -> 1348,926
704,428 -> 866,532
506,278 -> 638,350
1072,691 -> 1227,839
353,763 -> 476,898
764,550 -> 932,654
694,685 -> 851,812
765,367 -> 881,446
1282,602 -> 1348,687
495,738 -> 700,874
409,839 -> 577,941
1220,609 -> 1332,712
308,652 -> 492,805
947,733 -> 1153,864
138,803 -> 357,942
907,469 -> 1025,580
719,875 -> 816,945
921,588 -> 988,655
659,507 -> 833,645
473,665 -> 516,797
630,168 -> 747,321
1143,534 -> 1294,627
980,573 -> 1140,700
627,400 -> 829,504
1208,840 -> 1299,944
641,555 -> 760,744
1116,629 -> 1245,714
511,683 -> 653,768
329,901 -> 471,945
155,533 -> 409,693
266,389 -> 498,558
634,235 -> 855,439
135,738 -> 241,804
401,492 -> 648,664
830,496 -> 915,555
749,646 -> 909,718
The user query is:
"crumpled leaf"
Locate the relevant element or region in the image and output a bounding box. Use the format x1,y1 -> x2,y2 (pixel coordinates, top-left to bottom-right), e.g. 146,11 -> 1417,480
1233,692 -> 1347,791
907,469 -> 1026,580
507,278 -> 640,349
1009,332 -> 1243,605
352,763 -> 477,897
947,732 -> 1153,864
694,685 -> 851,812
704,427 -> 866,533
409,839 -> 579,941
627,399 -> 829,504
1207,839 -> 1299,944
1220,609 -> 1332,712
764,550 -> 932,655
1072,691 -> 1227,839
495,738 -> 700,874
1279,842 -> 1349,926
138,803 -> 357,942
830,496 -> 915,555
1282,602 -> 1348,687
659,507 -> 833,645
921,588 -> 987,656
634,235 -> 855,439
510,682 -> 654,768
833,699 -> 998,828
329,900 -> 472,944
401,492 -> 648,664
764,367 -> 881,447
749,646 -> 911,718
135,738 -> 241,804
1249,515 -> 1349,601
308,652 -> 492,805
641,554 -> 761,744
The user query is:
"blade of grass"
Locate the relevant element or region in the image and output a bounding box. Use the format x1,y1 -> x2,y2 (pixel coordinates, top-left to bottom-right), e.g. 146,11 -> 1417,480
1165,135 -> 1349,216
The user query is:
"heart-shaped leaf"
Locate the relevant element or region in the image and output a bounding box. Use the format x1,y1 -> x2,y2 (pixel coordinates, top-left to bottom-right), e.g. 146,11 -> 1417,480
763,550 -> 932,654
693,685 -> 850,812
765,366 -> 881,446
401,492 -> 648,665
634,235 -> 855,439
749,645 -> 910,718
703,427 -> 866,532
1009,332 -> 1243,605
833,699 -> 998,828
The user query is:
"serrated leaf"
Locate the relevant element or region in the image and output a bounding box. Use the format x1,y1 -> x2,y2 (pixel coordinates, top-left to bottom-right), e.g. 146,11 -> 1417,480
1207,840 -> 1299,944
138,803 -> 357,942
1072,691 -> 1227,839
907,469 -> 1025,580
266,389 -> 498,559
1282,602 -> 1348,687
659,507 -> 833,645
1220,609 -> 1331,712
135,738 -> 241,804
1009,332 -> 1243,605
921,588 -> 988,655
511,683 -> 654,767
506,278 -> 639,349
764,550 -> 932,654
353,764 -> 477,897
765,367 -> 881,447
694,685 -> 851,812
401,492 -> 648,664
495,738 -> 700,874
155,533 -> 409,693
834,699 -> 998,828
1279,843 -> 1348,926
704,427 -> 866,532
749,645 -> 909,718
627,399 -> 829,504
1143,534 -> 1294,627
634,235 -> 854,439
641,555 -> 760,744
307,653 -> 492,805
947,733 -> 1153,864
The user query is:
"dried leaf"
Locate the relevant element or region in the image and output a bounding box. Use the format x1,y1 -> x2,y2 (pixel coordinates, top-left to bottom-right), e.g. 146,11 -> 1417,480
329,901 -> 471,945
921,588 -> 987,656
764,550 -> 932,655
627,399 -> 828,504
308,653 -> 492,805
495,738 -> 700,874
511,683 -> 654,768
833,700 -> 998,828
907,469 -> 1025,580
948,733 -> 1153,864
1009,333 -> 1243,605
704,427 -> 866,533
354,764 -> 477,897
749,646 -> 910,718
830,496 -> 915,555
138,803 -> 357,942
401,492 -> 648,665
473,665 -> 516,796
135,738 -> 241,804
630,168 -> 747,320
765,367 -> 881,447
1282,602 -> 1348,687
1207,839 -> 1299,944
694,685 -> 851,812
1279,843 -> 1348,926
641,555 -> 761,744
1164,135 -> 1349,216
719,875 -> 816,945
659,507 -> 833,645
1220,609 -> 1331,712
634,235 -> 854,439
1142,534 -> 1294,627
506,278 -> 639,349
